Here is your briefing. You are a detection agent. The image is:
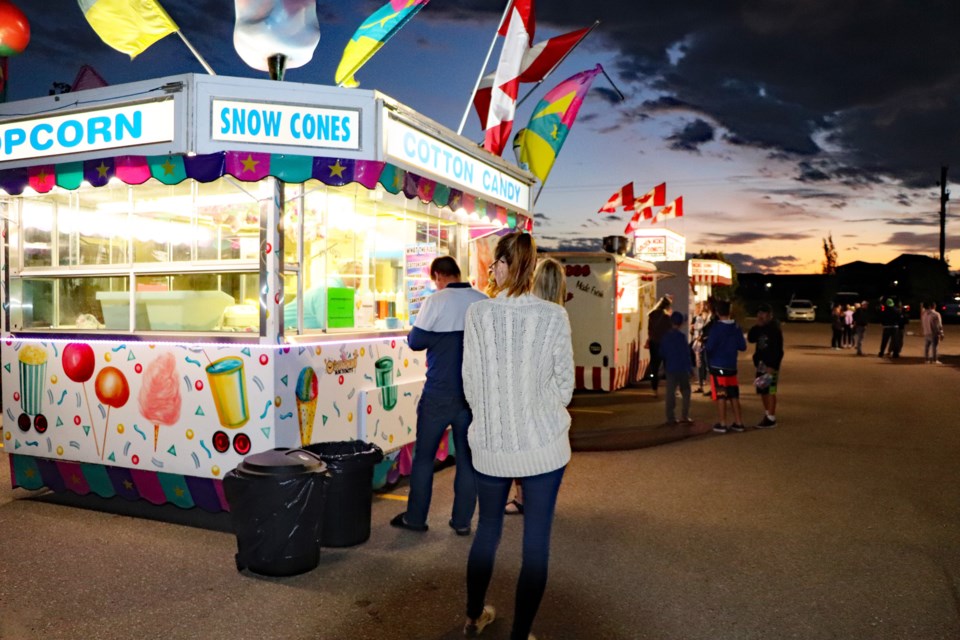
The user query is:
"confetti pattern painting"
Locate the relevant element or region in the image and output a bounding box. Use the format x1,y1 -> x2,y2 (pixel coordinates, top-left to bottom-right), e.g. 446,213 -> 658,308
4,335 -> 429,504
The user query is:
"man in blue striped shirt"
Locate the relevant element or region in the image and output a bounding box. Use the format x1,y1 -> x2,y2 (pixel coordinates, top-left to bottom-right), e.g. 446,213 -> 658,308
391,256 -> 487,536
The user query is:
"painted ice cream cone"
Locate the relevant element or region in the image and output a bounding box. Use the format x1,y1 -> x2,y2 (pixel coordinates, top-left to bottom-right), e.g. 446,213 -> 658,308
295,367 -> 318,447
297,398 -> 317,446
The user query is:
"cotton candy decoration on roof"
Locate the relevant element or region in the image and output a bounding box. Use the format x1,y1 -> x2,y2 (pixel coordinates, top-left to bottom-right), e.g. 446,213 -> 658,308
233,0 -> 320,72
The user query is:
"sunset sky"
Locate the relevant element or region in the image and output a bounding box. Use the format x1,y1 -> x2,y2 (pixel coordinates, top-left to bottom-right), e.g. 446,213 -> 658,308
8,0 -> 960,274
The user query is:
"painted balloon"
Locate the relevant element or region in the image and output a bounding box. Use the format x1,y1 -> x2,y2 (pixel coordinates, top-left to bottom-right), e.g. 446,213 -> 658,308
0,0 -> 30,57
62,343 -> 95,383
95,366 -> 130,408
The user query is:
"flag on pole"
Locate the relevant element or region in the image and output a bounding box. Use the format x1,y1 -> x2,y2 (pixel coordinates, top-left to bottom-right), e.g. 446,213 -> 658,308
635,182 -> 666,211
654,196 -> 683,222
598,182 -> 635,213
78,0 -> 178,58
484,0 -> 534,156
516,64 -> 602,182
335,0 -> 430,88
623,183 -> 668,234
474,25 -> 592,130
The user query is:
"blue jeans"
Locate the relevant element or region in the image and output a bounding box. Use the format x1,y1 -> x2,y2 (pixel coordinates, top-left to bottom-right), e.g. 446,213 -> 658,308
405,395 -> 476,529
467,466 -> 565,640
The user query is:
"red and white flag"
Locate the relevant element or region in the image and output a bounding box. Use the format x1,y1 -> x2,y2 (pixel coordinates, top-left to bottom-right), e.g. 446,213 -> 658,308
634,182 -> 666,211
623,208 -> 652,235
654,196 -> 684,222
598,182 -> 635,213
484,0 -> 535,156
473,25 -> 592,130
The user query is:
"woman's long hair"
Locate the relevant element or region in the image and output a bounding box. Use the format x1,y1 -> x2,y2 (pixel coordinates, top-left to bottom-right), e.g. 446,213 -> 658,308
494,232 -> 537,297
532,257 -> 567,305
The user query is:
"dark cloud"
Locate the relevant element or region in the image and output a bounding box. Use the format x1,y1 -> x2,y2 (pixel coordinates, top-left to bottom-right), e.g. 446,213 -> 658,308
534,213 -> 550,221
886,231 -> 942,252
720,252 -> 802,274
701,231 -> 811,245
427,1 -> 960,191
667,118 -> 714,152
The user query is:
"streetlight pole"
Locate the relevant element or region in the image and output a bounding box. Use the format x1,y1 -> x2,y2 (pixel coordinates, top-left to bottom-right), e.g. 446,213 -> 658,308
939,166 -> 949,263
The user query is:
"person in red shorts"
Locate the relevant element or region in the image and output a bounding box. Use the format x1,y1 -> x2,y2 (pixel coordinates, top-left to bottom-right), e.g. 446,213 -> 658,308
704,299 -> 747,433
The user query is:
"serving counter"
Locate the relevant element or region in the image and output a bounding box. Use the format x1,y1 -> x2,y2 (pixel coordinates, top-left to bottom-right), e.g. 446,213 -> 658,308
0,74 -> 534,509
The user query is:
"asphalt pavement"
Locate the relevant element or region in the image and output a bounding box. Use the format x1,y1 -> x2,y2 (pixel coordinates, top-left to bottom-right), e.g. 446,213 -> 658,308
1,322 -> 959,639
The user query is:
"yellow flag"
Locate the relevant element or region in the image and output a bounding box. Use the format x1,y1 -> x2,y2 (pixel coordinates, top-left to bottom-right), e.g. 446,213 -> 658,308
78,0 -> 179,59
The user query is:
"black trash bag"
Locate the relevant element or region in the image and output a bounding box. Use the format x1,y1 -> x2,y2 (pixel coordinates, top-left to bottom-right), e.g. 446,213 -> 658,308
303,441 -> 384,547
224,448 -> 329,576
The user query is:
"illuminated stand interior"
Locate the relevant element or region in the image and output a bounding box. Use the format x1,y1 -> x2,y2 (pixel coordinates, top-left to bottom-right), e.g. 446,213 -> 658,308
0,74 -> 534,509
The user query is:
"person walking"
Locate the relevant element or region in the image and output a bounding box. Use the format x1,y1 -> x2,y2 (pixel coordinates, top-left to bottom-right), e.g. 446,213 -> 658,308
921,301 -> 945,364
705,299 -> 747,433
391,256 -> 486,536
646,296 -> 674,397
505,257 -> 567,516
853,300 -> 869,356
461,232 -> 574,640
748,303 -> 784,428
660,311 -> 693,424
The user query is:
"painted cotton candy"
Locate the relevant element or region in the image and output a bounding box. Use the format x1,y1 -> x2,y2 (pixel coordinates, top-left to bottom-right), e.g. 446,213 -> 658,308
138,352 -> 182,425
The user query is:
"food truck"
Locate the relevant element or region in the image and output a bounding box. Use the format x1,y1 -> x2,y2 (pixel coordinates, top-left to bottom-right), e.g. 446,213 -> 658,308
0,74 -> 534,509
550,245 -> 662,392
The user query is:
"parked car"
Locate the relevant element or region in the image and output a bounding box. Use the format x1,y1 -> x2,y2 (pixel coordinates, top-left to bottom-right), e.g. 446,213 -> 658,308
785,299 -> 816,322
939,295 -> 960,323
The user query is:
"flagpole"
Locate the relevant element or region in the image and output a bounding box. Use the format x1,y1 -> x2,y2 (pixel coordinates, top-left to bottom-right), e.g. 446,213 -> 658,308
176,30 -> 216,75
514,20 -> 600,111
599,64 -> 625,102
457,0 -> 513,135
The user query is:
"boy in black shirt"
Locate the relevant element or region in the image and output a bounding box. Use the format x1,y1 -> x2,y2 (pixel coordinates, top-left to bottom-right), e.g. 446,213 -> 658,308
747,303 -> 784,428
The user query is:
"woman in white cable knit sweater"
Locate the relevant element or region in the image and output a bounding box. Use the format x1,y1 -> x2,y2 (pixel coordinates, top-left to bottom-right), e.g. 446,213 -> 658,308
460,232 -> 574,640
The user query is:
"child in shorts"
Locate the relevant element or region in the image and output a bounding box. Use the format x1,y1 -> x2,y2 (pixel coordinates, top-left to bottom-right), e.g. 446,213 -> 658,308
704,299 -> 747,433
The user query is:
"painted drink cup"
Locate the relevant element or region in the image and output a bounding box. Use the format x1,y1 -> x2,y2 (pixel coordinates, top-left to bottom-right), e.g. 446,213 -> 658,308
19,361 -> 46,415
374,357 -> 397,411
205,357 -> 249,428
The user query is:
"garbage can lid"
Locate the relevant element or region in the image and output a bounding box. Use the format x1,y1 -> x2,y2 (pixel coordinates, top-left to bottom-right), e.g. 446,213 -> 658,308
238,448 -> 327,476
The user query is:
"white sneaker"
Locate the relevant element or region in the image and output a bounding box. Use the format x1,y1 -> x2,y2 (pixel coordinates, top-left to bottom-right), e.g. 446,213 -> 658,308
464,605 -> 496,637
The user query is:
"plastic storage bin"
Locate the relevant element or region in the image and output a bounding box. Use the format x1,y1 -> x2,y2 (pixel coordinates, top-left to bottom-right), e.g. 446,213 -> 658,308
223,448 -> 329,576
304,441 -> 384,547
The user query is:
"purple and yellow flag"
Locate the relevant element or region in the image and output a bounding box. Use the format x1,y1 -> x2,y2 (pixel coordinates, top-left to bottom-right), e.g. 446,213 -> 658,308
517,64 -> 602,183
335,0 -> 430,88
78,0 -> 178,59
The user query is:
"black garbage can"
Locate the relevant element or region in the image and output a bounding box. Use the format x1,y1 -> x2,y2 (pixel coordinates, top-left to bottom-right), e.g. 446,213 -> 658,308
223,448 -> 329,576
304,441 -> 384,547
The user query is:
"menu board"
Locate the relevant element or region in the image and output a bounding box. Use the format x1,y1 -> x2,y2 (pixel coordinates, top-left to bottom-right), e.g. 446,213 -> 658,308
405,244 -> 437,325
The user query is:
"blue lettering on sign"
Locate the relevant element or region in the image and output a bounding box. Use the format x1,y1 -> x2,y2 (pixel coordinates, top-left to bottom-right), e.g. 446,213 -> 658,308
221,107 -> 283,137
29,123 -> 53,151
57,120 -> 83,148
402,131 -> 476,184
288,112 -> 352,142
1,109 -> 148,156
483,170 -> 520,204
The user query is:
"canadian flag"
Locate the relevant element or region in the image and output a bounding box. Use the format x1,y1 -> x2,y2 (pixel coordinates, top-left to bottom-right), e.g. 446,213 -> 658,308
484,0 -> 535,156
654,196 -> 684,222
598,182 -> 635,213
635,182 -> 666,211
473,25 -> 592,131
623,208 -> 652,235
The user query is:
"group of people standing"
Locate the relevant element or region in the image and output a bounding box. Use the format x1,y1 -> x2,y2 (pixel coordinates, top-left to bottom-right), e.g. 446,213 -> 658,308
647,297 -> 784,433
833,299 -> 945,362
391,232 -> 573,640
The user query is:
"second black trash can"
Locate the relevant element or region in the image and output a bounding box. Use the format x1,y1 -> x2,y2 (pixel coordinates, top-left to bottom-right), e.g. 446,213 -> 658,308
223,448 -> 329,577
304,441 -> 384,547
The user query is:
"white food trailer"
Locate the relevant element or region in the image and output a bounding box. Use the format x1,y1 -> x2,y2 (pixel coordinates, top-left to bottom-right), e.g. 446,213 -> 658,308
550,250 -> 662,392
